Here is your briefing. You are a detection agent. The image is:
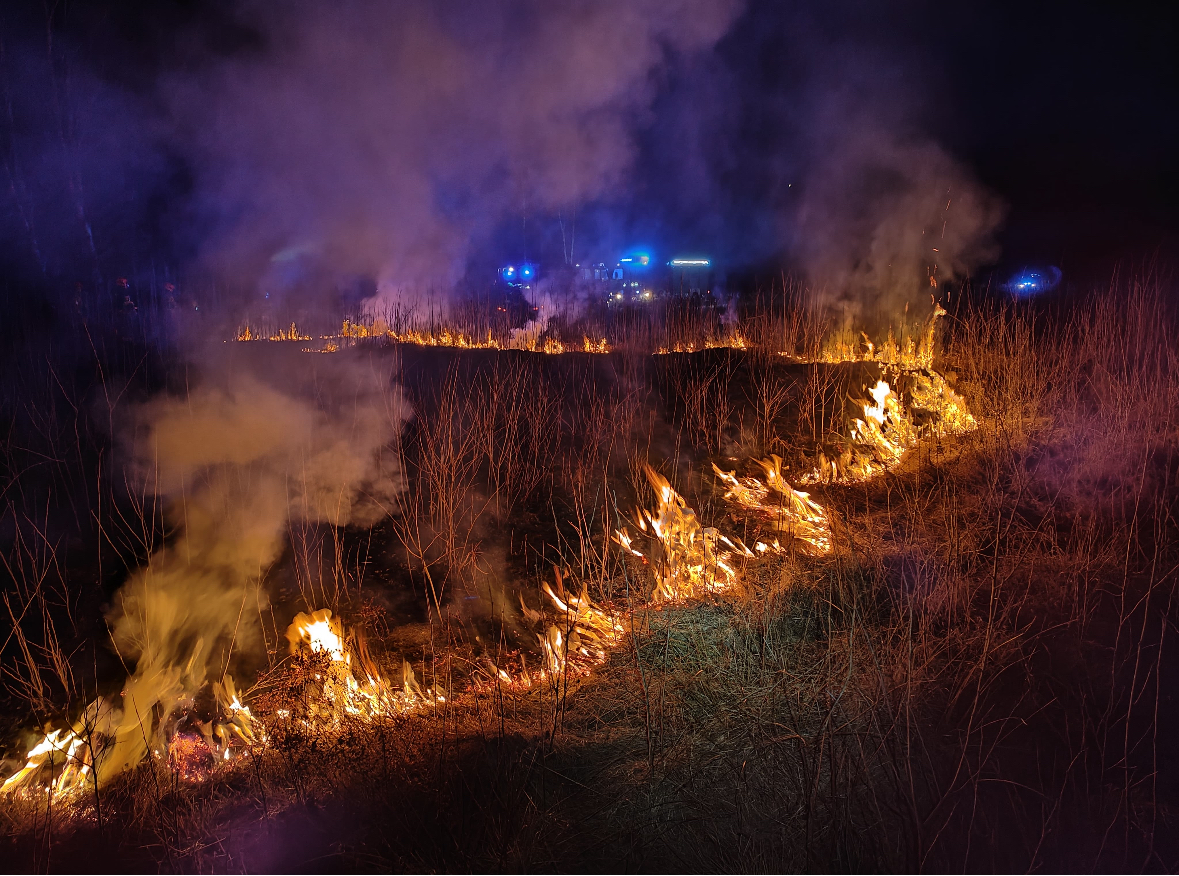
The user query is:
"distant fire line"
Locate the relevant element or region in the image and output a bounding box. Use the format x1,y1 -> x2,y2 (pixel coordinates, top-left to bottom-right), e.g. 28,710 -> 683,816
232,321 -> 611,355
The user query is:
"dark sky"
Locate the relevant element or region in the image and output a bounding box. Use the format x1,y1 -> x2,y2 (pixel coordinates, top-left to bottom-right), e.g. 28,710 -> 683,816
702,0 -> 1179,278
925,1 -> 1178,275
0,0 -> 1174,301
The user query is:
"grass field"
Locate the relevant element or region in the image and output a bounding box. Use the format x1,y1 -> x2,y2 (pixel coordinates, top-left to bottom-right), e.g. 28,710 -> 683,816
1,279 -> 1177,871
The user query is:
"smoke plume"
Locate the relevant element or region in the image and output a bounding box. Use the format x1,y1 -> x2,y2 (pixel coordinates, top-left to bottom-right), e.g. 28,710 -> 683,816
0,0 -> 1012,325
792,105 -> 1004,323
167,0 -> 742,309
90,352 -> 410,780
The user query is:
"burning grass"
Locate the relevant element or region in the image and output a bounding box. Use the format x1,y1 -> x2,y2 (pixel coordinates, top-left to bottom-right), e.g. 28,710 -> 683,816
233,316 -> 613,357
3,281 -> 1179,870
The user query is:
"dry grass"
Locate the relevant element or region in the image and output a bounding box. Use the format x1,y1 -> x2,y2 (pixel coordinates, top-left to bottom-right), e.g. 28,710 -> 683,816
3,278 -> 1179,871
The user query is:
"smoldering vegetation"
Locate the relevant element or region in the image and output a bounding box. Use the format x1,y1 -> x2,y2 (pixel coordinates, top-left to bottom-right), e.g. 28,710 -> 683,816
98,352 -> 410,776
0,331 -> 411,790
1,276 -> 1178,872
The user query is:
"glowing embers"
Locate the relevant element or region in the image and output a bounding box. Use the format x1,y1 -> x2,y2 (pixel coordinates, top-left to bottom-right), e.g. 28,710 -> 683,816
712,456 -> 831,554
283,608 -> 439,724
615,467 -> 752,601
166,678 -> 261,779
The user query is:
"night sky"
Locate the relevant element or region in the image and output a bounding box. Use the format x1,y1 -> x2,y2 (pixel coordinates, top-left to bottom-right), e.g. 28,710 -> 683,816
915,1 -> 1178,276
675,0 -> 1179,281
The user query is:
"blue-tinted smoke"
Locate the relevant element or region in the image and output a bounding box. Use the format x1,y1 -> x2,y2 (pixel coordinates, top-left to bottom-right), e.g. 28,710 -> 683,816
0,0 -> 1006,324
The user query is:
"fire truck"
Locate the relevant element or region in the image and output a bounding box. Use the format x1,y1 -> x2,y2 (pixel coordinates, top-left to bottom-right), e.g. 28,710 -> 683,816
575,252 -> 717,305
498,261 -> 538,288
495,250 -> 719,305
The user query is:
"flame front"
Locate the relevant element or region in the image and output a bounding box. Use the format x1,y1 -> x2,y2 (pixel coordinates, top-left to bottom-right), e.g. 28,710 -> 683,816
283,609 -> 438,724
713,456 -> 832,554
809,372 -> 975,484
235,322 -> 312,342
8,301 -> 983,808
614,466 -> 753,601
287,609 -> 349,664
237,318 -> 612,355
657,331 -> 747,355
1,670 -> 264,799
533,570 -> 623,676
0,728 -> 91,798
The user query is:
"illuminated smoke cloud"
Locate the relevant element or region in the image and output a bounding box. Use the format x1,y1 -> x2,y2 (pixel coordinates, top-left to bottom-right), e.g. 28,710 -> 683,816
99,353 -> 410,776
168,0 -> 743,311
791,102 -> 1004,323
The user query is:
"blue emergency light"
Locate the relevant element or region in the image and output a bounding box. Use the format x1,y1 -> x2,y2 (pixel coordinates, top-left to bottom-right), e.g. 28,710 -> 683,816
1003,266 -> 1061,296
